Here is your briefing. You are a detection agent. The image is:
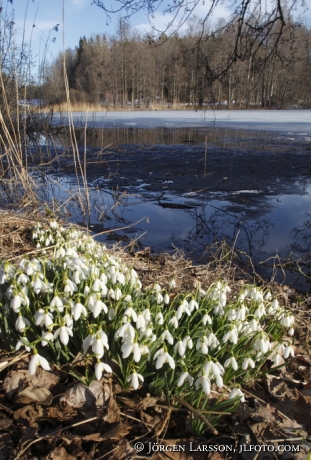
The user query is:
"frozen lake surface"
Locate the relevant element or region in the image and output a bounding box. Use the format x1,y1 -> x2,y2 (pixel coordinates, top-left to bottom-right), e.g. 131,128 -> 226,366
54,109 -> 311,134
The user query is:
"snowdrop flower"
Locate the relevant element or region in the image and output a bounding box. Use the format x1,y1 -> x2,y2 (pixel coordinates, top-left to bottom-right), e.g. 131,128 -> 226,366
264,291 -> 272,300
223,327 -> 238,344
288,327 -> 294,336
127,371 -> 144,390
196,336 -> 209,355
92,337 -> 107,358
50,220 -> 58,229
16,337 -> 31,352
50,295 -> 64,312
154,348 -> 175,369
155,312 -> 164,325
63,279 -> 77,297
10,295 -> 22,312
115,287 -> 122,300
182,335 -> 193,350
160,329 -> 174,345
267,299 -> 280,314
91,298 -> 108,318
35,309 -> 54,328
177,371 -> 194,387
153,283 -> 161,292
228,387 -> 245,402
254,303 -> 266,318
108,308 -> 116,320
242,357 -> 255,370
188,299 -> 199,312
207,332 -> 220,349
195,373 -> 211,395
169,279 -> 176,289
253,334 -> 271,354
29,350 -> 50,375
202,313 -> 212,326
280,314 -> 294,328
283,345 -> 295,359
83,333 -> 95,352
142,308 -> 151,323
16,274 -> 29,286
95,361 -> 112,380
15,315 -> 30,332
224,356 -> 238,371
136,313 -> 146,330
41,331 -> 54,347
176,300 -> 191,320
121,341 -> 142,362
236,304 -> 247,321
124,307 -> 138,322
226,309 -> 237,321
163,293 -> 170,305
116,321 -> 136,342
54,325 -> 73,345
123,294 -> 132,302
73,302 -> 87,321
199,288 -> 206,297
169,315 -> 179,329
269,352 -> 283,366
156,292 -> 163,304
174,340 -> 186,357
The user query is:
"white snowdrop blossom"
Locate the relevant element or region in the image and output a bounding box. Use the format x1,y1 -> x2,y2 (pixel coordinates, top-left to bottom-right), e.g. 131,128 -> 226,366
174,340 -> 186,357
95,361 -> 112,380
224,356 -> 238,371
15,315 -> 30,331
176,300 -> 191,320
195,373 -> 211,395
54,326 -> 73,346
29,351 -> 51,375
169,315 -> 179,328
128,371 -> 144,390
242,357 -> 255,370
228,388 -> 245,402
177,371 -> 194,387
283,345 -> 295,359
154,348 -> 175,369
160,329 -> 174,345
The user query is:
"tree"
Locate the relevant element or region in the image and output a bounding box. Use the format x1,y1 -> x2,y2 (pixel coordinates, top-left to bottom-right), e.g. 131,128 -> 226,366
92,0 -> 305,106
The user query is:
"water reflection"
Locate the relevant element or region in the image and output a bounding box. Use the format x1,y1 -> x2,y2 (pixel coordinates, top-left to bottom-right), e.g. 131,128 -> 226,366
36,172 -> 311,291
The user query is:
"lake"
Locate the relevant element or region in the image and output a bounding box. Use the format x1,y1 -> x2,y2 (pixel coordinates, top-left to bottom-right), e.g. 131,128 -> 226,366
39,110 -> 311,290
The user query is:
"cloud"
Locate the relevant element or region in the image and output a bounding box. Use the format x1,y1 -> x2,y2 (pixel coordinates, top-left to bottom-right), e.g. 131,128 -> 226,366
71,0 -> 89,9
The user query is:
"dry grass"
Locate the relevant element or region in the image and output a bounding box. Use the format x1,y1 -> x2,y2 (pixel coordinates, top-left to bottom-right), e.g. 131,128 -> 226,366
40,102 -> 196,113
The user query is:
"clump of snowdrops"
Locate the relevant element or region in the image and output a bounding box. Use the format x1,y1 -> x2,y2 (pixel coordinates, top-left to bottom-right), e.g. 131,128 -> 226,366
0,221 -> 295,428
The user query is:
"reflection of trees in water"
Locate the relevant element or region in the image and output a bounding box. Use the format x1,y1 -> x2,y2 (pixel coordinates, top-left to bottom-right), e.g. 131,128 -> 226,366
170,204 -> 271,266
288,213 -> 311,282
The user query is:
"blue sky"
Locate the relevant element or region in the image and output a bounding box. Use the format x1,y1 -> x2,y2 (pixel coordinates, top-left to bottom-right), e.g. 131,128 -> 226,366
8,0 -> 311,76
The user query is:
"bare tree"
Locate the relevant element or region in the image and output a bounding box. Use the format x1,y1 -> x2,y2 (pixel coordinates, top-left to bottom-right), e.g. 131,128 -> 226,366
92,0 -> 306,105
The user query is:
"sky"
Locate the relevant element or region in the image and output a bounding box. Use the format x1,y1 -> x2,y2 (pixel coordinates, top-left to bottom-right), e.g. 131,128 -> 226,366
6,0 -> 311,77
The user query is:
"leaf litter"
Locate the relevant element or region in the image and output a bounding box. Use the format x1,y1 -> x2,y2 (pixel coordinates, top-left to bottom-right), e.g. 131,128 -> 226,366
0,211 -> 311,459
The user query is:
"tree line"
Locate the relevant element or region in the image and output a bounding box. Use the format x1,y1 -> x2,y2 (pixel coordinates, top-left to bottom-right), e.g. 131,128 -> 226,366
42,16 -> 311,109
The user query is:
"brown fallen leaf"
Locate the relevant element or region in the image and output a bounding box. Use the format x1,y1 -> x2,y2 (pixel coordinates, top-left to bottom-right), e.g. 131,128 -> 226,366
139,396 -> 159,410
59,383 -> 96,411
3,368 -> 59,399
0,432 -> 14,460
103,395 -> 120,423
89,378 -> 112,407
15,386 -> 52,405
46,446 -> 76,460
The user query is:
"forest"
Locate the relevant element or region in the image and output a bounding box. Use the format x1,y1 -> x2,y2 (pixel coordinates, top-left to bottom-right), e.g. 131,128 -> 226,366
41,15 -> 311,110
